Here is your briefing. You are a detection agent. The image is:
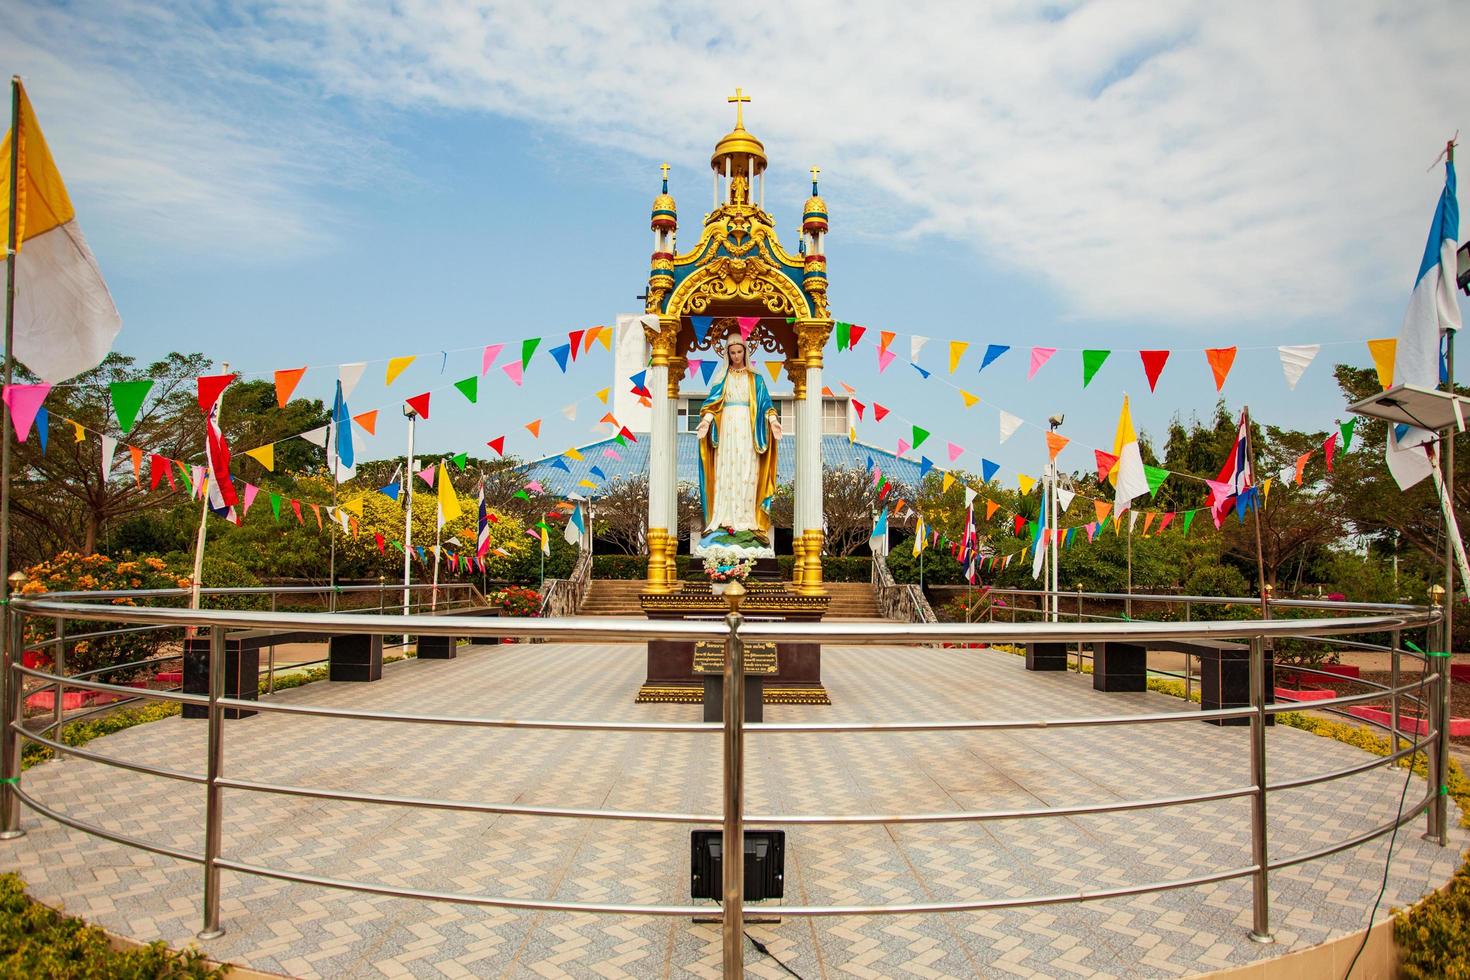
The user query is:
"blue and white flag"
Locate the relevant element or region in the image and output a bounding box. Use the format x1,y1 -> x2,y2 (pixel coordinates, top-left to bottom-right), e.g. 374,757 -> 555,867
1388,157 -> 1461,490
328,380 -> 355,483
869,507 -> 888,553
564,500 -> 586,547
1031,477 -> 1048,581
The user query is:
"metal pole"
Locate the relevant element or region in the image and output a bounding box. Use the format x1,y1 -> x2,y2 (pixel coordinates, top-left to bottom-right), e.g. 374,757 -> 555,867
0,80 -> 22,758
1248,633 -> 1273,944
197,624 -> 226,939
328,449 -> 339,613
266,592 -> 276,696
1437,327 -> 1454,845
721,582 -> 747,979
1390,630 -> 1401,759
0,572 -> 26,838
1125,521 -> 1133,619
50,615 -> 64,754
402,410 -> 415,644
1243,407 -> 1273,653
189,363 -> 228,619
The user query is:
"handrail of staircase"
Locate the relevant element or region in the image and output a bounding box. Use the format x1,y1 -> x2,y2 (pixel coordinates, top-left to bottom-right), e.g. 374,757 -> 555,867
871,556 -> 938,624
537,549 -> 594,619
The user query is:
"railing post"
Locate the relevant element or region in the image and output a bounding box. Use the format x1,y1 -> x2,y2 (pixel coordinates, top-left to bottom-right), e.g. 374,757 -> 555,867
50,616 -> 65,757
1433,615 -> 1451,847
1390,630 -> 1401,759
0,574 -> 27,839
1248,633 -> 1273,944
267,592 -> 277,697
721,581 -> 747,979
198,624 -> 226,940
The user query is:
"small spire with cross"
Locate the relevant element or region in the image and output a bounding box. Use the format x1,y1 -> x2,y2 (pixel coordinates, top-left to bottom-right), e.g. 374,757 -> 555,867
727,87 -> 751,129
810,166 -> 821,193
660,162 -> 670,191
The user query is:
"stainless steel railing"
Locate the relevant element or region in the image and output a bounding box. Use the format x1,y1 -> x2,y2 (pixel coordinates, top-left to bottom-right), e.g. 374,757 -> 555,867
0,586 -> 1446,978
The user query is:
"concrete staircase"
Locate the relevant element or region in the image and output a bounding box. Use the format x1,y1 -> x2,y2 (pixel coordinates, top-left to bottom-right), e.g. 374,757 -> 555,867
577,578 -> 888,620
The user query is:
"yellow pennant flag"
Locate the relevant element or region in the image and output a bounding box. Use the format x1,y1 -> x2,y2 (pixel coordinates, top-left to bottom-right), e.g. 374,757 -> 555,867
71,420 -> 85,442
595,326 -> 612,351
959,389 -> 979,408
0,80 -> 121,384
948,341 -> 969,374
849,426 -> 856,444
765,360 -> 783,382
437,462 -> 462,523
1017,473 -> 1037,495
1366,338 -> 1397,391
941,472 -> 955,493
1262,478 -> 1273,506
341,497 -> 365,517
565,447 -> 584,460
385,355 -> 416,386
578,479 -> 598,489
596,387 -> 609,404
244,444 -> 274,471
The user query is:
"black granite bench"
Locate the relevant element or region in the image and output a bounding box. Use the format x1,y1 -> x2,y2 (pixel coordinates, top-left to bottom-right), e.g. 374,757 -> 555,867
1153,639 -> 1274,727
1092,641 -> 1147,692
183,628 -> 333,718
414,605 -> 501,659
1024,642 -> 1068,671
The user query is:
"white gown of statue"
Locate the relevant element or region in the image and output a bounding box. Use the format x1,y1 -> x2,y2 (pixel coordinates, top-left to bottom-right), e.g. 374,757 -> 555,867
705,370 -> 760,533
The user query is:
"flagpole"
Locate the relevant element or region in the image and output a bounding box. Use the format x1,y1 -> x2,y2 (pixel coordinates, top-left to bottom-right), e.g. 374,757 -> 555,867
0,77 -> 22,838
329,418 -> 338,612
402,407 -> 415,630
188,362 -> 227,617
1243,406 -> 1271,630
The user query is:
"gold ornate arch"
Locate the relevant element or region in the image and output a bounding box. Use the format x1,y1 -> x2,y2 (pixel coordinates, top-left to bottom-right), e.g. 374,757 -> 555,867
664,255 -> 812,321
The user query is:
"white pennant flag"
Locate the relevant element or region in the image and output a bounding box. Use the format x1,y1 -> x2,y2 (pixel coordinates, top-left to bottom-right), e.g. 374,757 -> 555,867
100,434 -> 117,479
998,410 -> 1023,444
561,403 -> 577,421
1276,345 -> 1319,390
963,486 -> 977,508
1386,424 -> 1436,491
1129,510 -> 1140,532
339,362 -> 367,400
910,335 -> 929,364
299,425 -> 329,447
1057,486 -> 1075,512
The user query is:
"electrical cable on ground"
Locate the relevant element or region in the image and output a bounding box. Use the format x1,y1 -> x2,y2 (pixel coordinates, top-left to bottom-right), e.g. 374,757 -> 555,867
712,897 -> 807,979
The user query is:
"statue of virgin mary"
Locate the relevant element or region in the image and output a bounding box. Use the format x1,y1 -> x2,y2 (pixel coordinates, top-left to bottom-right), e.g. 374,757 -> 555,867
695,330 -> 781,549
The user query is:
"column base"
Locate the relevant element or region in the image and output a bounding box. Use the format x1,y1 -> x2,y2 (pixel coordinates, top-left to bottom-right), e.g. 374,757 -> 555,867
797,530 -> 826,595
790,535 -> 806,587
645,528 -> 672,593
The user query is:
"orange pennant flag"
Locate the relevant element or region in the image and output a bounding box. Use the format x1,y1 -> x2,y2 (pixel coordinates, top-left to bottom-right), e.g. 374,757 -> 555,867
352,410 -> 378,435
1094,500 -> 1112,523
274,367 -> 306,408
525,419 -> 542,438
1205,347 -> 1237,392
599,412 -> 618,425
821,386 -> 833,397
1045,431 -> 1068,461
129,445 -> 143,484
1293,451 -> 1310,486
985,499 -> 1000,520
1142,512 -> 1156,536
879,330 -> 896,353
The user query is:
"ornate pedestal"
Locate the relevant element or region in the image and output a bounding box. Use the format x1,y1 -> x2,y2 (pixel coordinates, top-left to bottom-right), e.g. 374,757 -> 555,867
636,581 -> 831,705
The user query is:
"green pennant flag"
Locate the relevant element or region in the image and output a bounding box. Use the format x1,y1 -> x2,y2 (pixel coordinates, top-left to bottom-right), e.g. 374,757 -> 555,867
912,425 -> 930,450
453,376 -> 478,404
177,461 -> 192,494
1144,465 -> 1169,497
614,434 -> 627,447
392,540 -> 404,552
521,337 -> 541,368
109,380 -> 153,434
514,489 -> 531,501
1340,418 -> 1356,451
535,520 -> 550,532
1081,349 -> 1111,388
1182,509 -> 1196,535
452,452 -> 468,471
270,493 -> 282,522
876,475 -> 887,491
835,321 -> 851,351
1097,515 -> 1108,533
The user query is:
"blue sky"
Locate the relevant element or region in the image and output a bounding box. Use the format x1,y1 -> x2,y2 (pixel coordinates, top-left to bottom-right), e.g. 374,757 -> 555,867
6,0 -> 1467,487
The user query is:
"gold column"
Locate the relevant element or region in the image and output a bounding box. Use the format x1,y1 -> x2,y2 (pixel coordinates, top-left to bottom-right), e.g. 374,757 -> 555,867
644,323 -> 678,592
666,353 -> 686,587
785,356 -> 807,588
795,323 -> 830,595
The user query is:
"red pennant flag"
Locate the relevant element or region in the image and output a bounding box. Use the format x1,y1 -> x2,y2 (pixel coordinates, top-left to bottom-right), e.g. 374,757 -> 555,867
1205,347 -> 1237,392
1139,350 -> 1170,392
1013,514 -> 1024,536
852,399 -> 865,420
849,324 -> 867,348
567,329 -> 584,360
487,436 -> 506,456
149,454 -> 168,490
1094,449 -> 1119,482
618,426 -> 638,442
873,403 -> 890,422
1324,432 -> 1337,471
405,392 -> 431,419
197,373 -> 235,414
1158,512 -> 1175,533
374,533 -> 386,554
291,499 -> 304,524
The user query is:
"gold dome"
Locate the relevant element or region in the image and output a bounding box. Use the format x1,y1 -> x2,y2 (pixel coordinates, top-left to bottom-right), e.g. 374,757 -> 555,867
803,195 -> 828,215
652,192 -> 677,212
710,124 -> 767,173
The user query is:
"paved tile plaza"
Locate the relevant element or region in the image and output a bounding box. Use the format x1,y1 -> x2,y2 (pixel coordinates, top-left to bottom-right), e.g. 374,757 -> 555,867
4,642 -> 1464,978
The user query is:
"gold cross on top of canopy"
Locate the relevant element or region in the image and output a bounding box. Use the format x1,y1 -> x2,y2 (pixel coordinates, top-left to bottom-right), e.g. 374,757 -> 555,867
727,87 -> 751,129
809,166 -> 821,182
660,162 -> 670,180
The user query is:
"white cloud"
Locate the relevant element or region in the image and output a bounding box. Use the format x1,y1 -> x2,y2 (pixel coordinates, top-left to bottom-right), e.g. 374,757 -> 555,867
6,1 -> 1465,322
249,0 -> 1465,322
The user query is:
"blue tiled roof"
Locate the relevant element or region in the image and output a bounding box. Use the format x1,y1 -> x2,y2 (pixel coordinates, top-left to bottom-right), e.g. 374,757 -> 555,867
519,433 -> 927,498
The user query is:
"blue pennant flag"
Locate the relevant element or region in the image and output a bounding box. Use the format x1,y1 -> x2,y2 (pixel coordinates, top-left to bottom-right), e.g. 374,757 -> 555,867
331,380 -> 354,470
629,370 -> 648,390
550,457 -> 572,473
690,315 -> 713,344
911,362 -> 931,380
35,406 -> 47,454
865,455 -> 874,472
549,343 -> 572,373
415,545 -> 426,562
919,456 -> 933,480
700,359 -> 717,384
589,465 -> 606,479
980,344 -> 1010,371
980,458 -> 999,483
378,481 -> 400,501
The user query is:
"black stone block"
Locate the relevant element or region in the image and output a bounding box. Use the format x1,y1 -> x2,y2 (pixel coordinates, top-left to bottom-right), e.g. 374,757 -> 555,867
182,638 -> 259,719
1093,642 -> 1147,692
329,633 -> 383,682
702,675 -> 764,723
416,635 -> 459,659
1025,642 -> 1068,671
1198,646 -> 1275,727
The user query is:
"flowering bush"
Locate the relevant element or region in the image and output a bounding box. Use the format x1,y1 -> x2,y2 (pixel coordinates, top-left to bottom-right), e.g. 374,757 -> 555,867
702,547 -> 755,583
19,552 -> 189,683
489,586 -> 541,617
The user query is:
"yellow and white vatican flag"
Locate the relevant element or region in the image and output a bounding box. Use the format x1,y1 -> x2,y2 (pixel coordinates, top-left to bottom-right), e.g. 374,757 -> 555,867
0,80 -> 121,383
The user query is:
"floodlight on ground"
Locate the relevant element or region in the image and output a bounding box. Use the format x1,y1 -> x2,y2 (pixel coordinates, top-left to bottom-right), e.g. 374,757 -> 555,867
690,829 -> 784,901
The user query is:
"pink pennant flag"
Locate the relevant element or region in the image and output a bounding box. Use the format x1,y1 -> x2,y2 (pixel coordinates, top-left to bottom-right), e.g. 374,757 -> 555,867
2,383 -> 50,442
242,483 -> 259,517
481,343 -> 504,375
603,448 -> 622,460
946,442 -> 963,463
896,437 -> 911,456
1028,347 -> 1057,379
502,362 -> 524,386
1085,523 -> 1097,542
687,359 -> 701,379
737,316 -> 760,340
418,464 -> 437,488
526,480 -> 544,493
877,349 -> 896,372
